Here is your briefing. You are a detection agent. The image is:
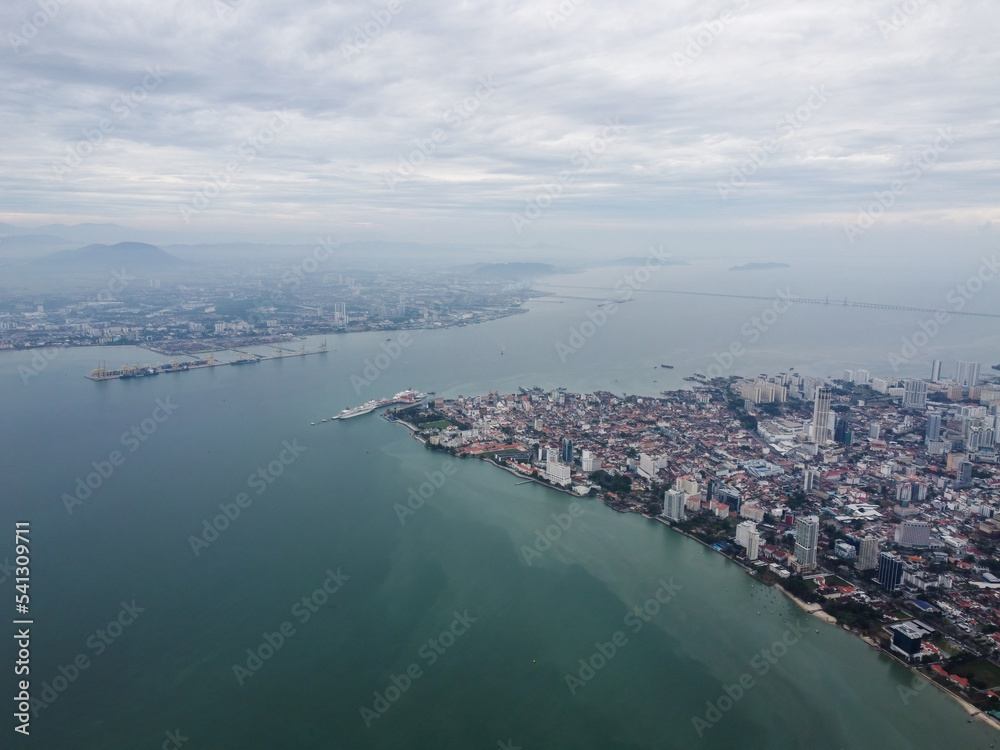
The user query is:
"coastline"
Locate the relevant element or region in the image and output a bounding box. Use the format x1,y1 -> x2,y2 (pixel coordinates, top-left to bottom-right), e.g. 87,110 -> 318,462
386,406 -> 1000,734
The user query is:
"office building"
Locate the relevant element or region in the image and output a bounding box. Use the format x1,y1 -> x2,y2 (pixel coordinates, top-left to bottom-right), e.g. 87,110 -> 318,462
581,450 -> 601,473
925,412 -> 942,442
544,460 -> 571,487
895,520 -> 932,547
662,489 -> 685,522
560,437 -> 573,465
890,620 -> 935,660
896,483 -> 912,506
746,529 -> 761,561
858,536 -> 879,571
794,515 -> 819,569
956,360 -> 981,388
802,469 -> 817,492
903,379 -> 927,409
869,422 -> 881,440
877,552 -> 904,592
931,359 -> 942,382
834,415 -> 851,444
736,520 -> 756,549
957,460 -> 973,488
812,388 -> 832,444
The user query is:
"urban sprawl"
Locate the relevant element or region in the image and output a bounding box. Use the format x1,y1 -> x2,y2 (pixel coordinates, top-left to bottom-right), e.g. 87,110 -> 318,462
391,360 -> 1000,723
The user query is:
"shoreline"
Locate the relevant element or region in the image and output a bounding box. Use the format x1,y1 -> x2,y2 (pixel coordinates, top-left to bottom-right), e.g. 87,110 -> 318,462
387,407 -> 1000,734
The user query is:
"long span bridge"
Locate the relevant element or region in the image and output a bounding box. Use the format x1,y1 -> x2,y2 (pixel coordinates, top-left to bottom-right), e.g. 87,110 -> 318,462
538,285 -> 1000,319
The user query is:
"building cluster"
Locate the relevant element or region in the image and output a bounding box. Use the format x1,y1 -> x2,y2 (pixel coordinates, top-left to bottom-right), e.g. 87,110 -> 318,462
405,359 -> 1000,673
0,268 -> 531,353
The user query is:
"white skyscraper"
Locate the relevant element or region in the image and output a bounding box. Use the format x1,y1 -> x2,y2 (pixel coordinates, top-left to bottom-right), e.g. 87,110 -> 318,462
812,388 -> 832,444
895,521 -> 932,547
662,489 -> 685,522
858,536 -> 879,571
794,515 -> 819,569
931,360 -> 942,382
956,361 -> 981,388
736,520 -> 757,548
746,529 -> 761,561
903,380 -> 927,409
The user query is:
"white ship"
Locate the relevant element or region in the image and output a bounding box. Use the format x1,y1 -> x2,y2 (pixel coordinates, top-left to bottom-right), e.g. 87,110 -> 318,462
335,399 -> 380,419
334,390 -> 426,420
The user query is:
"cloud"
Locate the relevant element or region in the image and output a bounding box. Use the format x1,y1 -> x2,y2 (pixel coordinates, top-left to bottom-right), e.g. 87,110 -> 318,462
1,0 -> 997,247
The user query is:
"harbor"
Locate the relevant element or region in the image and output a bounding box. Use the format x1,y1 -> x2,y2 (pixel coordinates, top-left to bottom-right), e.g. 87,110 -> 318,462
312,389 -> 425,424
85,341 -> 328,381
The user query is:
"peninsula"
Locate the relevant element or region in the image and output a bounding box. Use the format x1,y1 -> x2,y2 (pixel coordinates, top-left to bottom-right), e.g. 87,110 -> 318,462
385,368 -> 1000,730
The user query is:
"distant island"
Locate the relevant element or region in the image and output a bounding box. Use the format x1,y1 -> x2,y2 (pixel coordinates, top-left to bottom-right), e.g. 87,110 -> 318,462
728,262 -> 790,271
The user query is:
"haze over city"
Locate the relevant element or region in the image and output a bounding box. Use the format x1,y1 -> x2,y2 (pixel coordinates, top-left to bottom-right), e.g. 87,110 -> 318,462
4,1 -> 1000,748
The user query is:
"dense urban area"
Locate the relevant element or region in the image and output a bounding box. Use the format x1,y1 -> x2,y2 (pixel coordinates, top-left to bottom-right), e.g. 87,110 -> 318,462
0,258 -> 535,355
390,360 -> 1000,722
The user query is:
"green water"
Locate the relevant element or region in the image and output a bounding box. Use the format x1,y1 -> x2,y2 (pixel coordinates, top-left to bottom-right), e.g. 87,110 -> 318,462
2,262 -> 998,748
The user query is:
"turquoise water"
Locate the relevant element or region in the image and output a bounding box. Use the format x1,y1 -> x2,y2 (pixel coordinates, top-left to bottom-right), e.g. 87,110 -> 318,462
2,259 -> 998,748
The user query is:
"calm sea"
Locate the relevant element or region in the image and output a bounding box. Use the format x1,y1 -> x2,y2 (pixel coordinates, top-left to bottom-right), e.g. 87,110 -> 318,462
1,257 -> 997,748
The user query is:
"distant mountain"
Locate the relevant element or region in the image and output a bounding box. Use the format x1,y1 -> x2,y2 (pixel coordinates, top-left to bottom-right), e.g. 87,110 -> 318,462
728,262 -> 790,271
38,242 -> 186,270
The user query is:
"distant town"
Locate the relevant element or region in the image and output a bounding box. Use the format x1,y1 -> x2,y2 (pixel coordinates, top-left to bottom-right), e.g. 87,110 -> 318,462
0,242 -> 543,354
388,360 -> 1000,726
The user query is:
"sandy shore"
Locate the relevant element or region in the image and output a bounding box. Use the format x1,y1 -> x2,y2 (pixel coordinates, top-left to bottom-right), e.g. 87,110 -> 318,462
775,585 -> 839,625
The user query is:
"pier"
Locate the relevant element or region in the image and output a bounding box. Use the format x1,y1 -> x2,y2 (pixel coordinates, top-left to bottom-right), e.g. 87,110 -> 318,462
86,341 -> 327,381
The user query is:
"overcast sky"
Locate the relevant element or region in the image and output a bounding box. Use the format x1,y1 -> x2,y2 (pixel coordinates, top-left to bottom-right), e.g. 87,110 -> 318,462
1,0 -> 997,252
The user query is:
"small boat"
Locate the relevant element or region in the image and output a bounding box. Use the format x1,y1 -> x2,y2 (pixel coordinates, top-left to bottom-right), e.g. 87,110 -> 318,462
660,364 -> 674,369
321,419 -> 328,422
310,422 -> 315,425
